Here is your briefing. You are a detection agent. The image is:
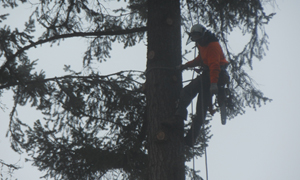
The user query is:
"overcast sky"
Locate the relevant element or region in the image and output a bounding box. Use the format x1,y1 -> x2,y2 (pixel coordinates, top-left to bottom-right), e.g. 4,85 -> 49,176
1,0 -> 299,180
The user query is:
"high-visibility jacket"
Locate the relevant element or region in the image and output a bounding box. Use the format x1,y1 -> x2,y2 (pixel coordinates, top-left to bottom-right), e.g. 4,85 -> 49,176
186,41 -> 228,83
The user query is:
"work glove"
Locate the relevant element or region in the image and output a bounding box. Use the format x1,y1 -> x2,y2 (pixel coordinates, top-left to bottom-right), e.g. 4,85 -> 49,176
210,83 -> 218,95
176,64 -> 188,71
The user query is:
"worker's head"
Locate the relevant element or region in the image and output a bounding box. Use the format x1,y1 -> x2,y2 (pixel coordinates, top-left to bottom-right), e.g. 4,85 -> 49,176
190,24 -> 206,41
186,24 -> 207,45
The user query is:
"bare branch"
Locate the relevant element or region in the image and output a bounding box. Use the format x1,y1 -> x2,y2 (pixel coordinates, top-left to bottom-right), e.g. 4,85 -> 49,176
0,27 -> 147,75
0,70 -> 144,90
0,159 -> 20,170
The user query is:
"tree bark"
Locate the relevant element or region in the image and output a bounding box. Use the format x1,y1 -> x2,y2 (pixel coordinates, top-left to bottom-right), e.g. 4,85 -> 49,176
146,0 -> 185,179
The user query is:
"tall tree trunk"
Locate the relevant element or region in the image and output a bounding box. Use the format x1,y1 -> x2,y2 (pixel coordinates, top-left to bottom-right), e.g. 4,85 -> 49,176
146,0 -> 184,179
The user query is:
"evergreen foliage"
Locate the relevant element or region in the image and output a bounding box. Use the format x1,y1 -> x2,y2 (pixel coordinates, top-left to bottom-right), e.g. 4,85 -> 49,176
0,0 -> 274,179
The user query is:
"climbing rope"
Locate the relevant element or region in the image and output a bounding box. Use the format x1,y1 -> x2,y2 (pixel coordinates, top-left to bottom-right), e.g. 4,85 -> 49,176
185,0 -> 209,179
186,27 -> 209,180
190,50 -> 196,180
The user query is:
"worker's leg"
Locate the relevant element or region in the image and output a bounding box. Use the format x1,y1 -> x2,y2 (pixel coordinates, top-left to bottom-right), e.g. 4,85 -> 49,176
185,73 -> 210,146
175,76 -> 202,120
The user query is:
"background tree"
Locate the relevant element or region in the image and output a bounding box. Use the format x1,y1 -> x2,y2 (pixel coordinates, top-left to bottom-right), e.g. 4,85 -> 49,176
0,0 -> 274,179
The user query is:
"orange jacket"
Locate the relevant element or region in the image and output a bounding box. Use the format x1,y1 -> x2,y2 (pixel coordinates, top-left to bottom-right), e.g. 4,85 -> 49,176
186,42 -> 228,83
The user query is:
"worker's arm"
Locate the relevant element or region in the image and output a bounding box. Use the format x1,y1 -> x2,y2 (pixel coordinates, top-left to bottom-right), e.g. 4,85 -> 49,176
177,54 -> 202,71
185,55 -> 202,68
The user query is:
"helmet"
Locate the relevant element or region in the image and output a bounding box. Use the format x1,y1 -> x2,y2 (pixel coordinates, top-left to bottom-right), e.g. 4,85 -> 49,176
187,24 -> 206,44
190,24 -> 206,34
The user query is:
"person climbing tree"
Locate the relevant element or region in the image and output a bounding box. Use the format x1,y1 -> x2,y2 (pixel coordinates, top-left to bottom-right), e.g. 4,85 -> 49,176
163,24 -> 229,147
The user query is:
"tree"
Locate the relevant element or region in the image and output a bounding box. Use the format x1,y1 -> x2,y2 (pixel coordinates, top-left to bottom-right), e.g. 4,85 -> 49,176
0,0 -> 274,179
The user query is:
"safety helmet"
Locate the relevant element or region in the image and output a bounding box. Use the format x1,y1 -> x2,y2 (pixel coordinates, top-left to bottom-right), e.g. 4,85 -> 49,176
187,24 -> 206,44
190,24 -> 206,34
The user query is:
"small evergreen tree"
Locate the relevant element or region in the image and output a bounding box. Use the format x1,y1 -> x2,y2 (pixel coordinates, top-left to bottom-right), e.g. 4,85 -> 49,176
0,0 -> 274,179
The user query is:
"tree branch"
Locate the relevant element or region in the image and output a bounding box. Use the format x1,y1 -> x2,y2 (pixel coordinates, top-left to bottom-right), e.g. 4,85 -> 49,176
0,159 -> 20,170
0,70 -> 144,90
0,27 -> 147,75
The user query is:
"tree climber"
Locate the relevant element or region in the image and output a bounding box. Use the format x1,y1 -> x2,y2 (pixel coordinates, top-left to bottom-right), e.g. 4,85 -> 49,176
164,24 -> 229,147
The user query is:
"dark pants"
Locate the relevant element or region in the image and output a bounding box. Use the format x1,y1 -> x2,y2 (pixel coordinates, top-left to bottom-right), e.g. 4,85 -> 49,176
175,71 -> 211,143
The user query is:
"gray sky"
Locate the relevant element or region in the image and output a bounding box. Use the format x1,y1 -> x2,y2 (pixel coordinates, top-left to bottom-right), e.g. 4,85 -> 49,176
1,0 -> 300,180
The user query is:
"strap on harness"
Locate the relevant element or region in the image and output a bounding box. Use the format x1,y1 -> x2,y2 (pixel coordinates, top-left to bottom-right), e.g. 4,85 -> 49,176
194,65 -> 229,119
